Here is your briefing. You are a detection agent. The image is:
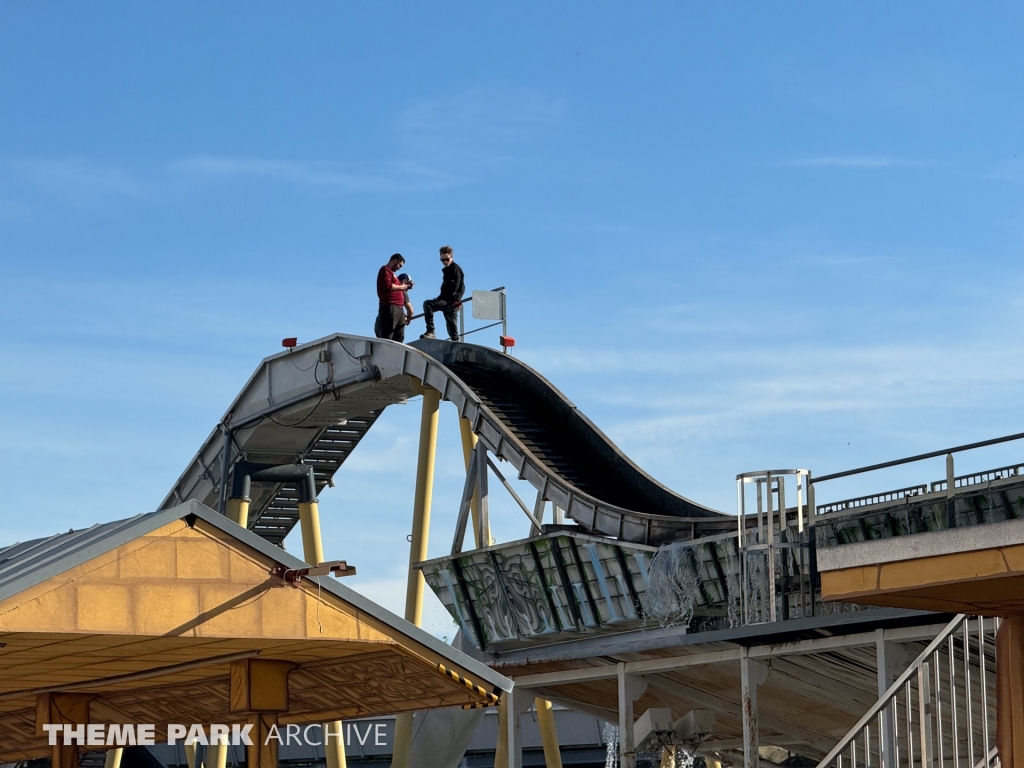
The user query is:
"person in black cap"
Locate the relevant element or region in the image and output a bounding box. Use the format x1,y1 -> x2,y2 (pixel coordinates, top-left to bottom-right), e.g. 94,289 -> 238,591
375,253 -> 412,342
420,245 -> 464,341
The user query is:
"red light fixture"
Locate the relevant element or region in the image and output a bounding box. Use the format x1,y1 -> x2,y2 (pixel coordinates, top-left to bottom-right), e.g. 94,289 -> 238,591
499,335 -> 515,349
282,337 -> 298,348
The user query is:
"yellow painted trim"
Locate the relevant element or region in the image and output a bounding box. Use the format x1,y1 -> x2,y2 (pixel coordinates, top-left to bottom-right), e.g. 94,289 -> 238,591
822,542 -> 1024,611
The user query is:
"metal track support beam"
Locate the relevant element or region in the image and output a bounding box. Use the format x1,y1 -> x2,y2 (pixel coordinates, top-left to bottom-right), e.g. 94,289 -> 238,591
503,688 -> 531,768
617,664 -> 648,768
741,653 -> 768,768
876,631 -> 907,768
494,694 -> 509,768
393,385 -> 441,768
298,501 -> 325,567
297,495 -> 343,768
535,697 -> 563,768
459,416 -> 483,547
206,733 -> 228,768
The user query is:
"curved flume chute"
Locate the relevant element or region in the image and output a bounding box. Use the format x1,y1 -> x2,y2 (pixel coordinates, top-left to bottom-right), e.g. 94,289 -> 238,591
161,334 -> 729,546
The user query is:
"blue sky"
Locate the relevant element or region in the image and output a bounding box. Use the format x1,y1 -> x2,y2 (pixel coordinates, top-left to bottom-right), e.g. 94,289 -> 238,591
3,4 -> 1024,634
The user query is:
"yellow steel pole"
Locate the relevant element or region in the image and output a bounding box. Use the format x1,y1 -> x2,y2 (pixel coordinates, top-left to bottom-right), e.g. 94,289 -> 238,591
207,734 -> 228,768
535,698 -> 563,768
406,385 -> 441,625
464,417 -> 562,767
297,500 -> 325,566
493,694 -> 509,768
458,417 -> 483,547
184,744 -> 196,768
297,499 -> 345,768
226,497 -> 250,528
324,721 -> 346,768
392,385 -> 441,768
104,749 -> 123,768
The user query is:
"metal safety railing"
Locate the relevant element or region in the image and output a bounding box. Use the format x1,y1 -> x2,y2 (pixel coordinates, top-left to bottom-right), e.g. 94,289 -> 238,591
408,286 -> 508,342
816,484 -> 929,515
817,463 -> 1024,516
929,463 -> 1024,495
816,615 -> 998,768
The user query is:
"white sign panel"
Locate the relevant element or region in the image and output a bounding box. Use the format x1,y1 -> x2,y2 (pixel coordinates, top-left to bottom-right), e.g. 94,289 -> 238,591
471,290 -> 503,320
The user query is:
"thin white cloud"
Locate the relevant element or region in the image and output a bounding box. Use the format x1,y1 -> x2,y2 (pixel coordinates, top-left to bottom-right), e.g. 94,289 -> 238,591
526,335 -> 1024,456
399,86 -> 565,165
6,87 -> 565,203
781,156 -> 929,169
169,156 -> 453,193
791,253 -> 889,267
6,158 -> 146,198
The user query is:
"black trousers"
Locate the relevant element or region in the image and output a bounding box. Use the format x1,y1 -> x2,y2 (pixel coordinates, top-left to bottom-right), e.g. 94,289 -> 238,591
375,304 -> 406,342
423,298 -> 460,339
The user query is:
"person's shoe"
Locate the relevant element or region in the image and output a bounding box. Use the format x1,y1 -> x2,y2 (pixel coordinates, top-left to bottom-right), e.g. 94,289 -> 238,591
448,337 -> 460,342
420,332 -> 436,339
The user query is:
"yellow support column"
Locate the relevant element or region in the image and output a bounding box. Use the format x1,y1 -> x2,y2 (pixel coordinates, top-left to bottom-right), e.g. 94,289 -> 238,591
458,417 -> 483,547
493,694 -> 509,768
104,749 -> 123,768
535,698 -> 563,768
226,497 -> 250,528
207,733 -> 228,768
464,416 -> 562,767
184,743 -> 197,768
297,500 -> 325,566
392,385 -> 441,768
247,714 -> 280,768
324,721 -> 346,768
297,499 -> 344,768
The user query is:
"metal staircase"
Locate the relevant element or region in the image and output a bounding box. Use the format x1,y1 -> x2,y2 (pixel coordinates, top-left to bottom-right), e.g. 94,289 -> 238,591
247,411 -> 384,544
816,615 -> 998,768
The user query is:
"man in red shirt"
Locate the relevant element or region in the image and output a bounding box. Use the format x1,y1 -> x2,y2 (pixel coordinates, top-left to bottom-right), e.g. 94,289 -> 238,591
375,253 -> 413,342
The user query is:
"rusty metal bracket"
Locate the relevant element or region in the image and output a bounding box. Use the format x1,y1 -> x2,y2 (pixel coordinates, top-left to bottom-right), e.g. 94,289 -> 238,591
271,560 -> 357,586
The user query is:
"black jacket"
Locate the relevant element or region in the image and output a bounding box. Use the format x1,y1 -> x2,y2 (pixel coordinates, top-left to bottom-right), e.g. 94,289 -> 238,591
438,262 -> 465,302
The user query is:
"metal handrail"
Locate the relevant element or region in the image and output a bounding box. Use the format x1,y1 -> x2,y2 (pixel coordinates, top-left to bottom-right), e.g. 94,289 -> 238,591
812,430 -> 1024,484
816,614 -> 997,768
408,285 -> 505,322
816,614 -> 964,767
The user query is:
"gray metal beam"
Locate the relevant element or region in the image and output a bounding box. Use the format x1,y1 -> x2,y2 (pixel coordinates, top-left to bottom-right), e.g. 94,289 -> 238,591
491,607 -> 948,666
512,622 -> 948,689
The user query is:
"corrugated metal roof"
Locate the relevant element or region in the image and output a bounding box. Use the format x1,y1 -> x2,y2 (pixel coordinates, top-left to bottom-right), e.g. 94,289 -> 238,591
0,512 -> 155,603
0,500 -> 511,693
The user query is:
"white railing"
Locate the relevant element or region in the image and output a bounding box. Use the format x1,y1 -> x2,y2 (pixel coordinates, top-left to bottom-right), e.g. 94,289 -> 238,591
736,470 -> 814,624
816,615 -> 998,768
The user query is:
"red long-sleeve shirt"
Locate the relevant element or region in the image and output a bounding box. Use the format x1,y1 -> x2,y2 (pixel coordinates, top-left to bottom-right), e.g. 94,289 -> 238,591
377,265 -> 406,307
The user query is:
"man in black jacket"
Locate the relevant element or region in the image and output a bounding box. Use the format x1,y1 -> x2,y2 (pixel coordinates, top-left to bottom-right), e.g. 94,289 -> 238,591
421,245 -> 465,341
